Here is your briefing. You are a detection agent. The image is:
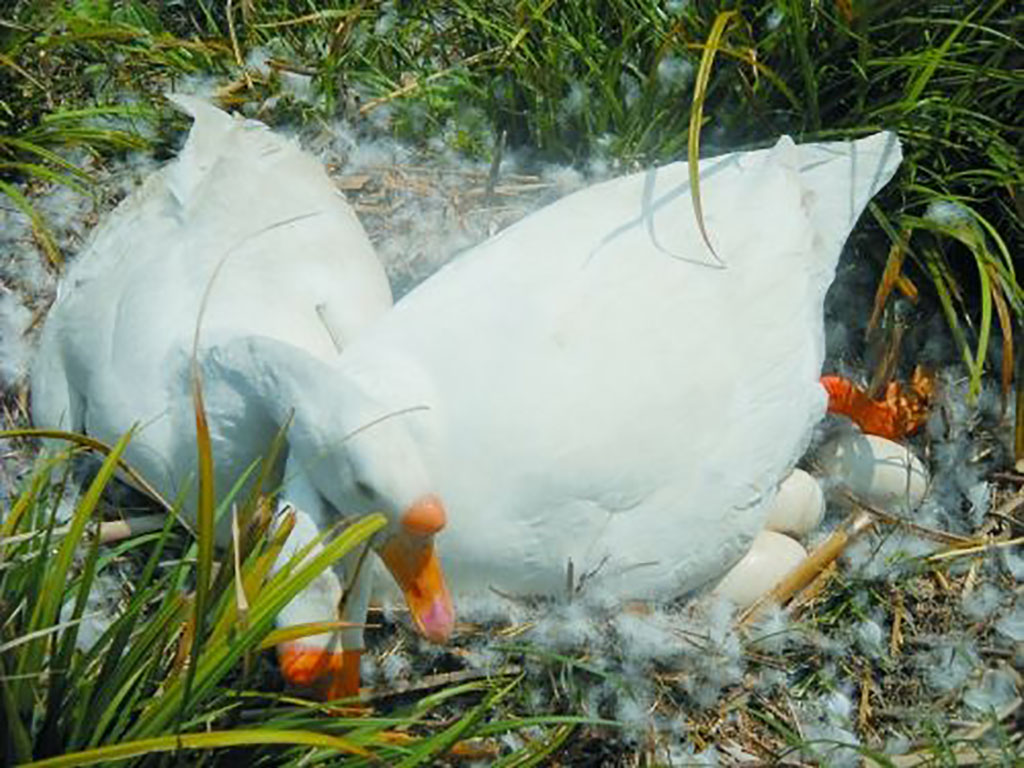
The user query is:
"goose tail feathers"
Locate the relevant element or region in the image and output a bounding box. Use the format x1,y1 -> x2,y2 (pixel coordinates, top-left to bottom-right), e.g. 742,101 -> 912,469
790,131 -> 903,276
164,94 -> 241,207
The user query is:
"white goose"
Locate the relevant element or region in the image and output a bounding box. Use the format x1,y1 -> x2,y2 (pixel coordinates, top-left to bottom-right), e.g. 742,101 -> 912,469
329,131 -> 903,604
31,96 -> 454,698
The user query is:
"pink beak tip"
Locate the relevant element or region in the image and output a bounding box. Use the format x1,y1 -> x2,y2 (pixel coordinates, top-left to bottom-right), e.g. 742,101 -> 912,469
418,597 -> 455,643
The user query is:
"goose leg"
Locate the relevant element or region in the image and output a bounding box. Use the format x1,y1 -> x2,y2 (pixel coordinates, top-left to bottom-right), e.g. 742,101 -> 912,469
820,372 -> 933,441
273,505 -> 347,694
327,547 -> 375,699
821,375 -> 904,439
271,461 -> 355,699
275,517 -> 373,700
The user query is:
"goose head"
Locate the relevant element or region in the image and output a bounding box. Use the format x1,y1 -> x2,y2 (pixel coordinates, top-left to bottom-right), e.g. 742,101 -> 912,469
286,373 -> 455,645
334,415 -> 454,643
232,335 -> 455,644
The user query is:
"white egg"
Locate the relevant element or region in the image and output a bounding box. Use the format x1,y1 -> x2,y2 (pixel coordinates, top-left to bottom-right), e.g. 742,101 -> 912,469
816,429 -> 928,511
711,530 -> 807,608
764,469 -> 825,537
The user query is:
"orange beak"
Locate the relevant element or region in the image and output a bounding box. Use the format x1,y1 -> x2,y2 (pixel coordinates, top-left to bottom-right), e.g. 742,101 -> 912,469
378,495 -> 454,643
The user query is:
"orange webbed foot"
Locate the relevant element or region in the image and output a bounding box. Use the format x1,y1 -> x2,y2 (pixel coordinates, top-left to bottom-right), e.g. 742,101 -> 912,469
821,368 -> 933,441
278,643 -> 363,702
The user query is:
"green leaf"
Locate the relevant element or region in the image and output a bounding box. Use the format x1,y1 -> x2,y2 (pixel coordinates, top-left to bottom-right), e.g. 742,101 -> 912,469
23,728 -> 370,767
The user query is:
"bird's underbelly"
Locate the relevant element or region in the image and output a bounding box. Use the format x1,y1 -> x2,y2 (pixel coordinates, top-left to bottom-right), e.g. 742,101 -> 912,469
429,470 -> 768,602
396,322 -> 819,602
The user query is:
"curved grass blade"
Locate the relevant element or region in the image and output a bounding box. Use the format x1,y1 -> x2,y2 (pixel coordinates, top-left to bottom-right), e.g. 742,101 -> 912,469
393,674 -> 523,767
987,270 -> 1014,411
0,179 -> 61,267
906,208 -> 998,401
1,428 -> 176,516
971,249 -> 994,400
0,162 -> 90,194
687,10 -> 736,265
0,136 -> 94,182
491,723 -> 576,768
682,42 -> 801,111
23,728 -> 369,767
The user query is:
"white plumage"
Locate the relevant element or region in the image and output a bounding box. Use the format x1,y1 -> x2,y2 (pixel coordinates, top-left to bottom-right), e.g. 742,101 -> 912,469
345,132 -> 903,601
31,97 -> 411,695
33,95 -> 392,513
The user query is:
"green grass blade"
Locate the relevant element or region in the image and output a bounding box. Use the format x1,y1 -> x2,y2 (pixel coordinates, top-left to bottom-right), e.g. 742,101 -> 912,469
0,162 -> 90,194
70,516 -> 178,748
394,675 -> 523,767
476,715 -> 618,738
1016,348 -> 1024,468
970,247 -> 993,400
17,430 -> 133,681
921,247 -> 974,373
0,458 -> 56,540
785,0 -> 819,130
24,728 -> 370,767
687,10 -> 735,265
177,359 -> 217,732
0,179 -> 61,267
492,724 -> 576,768
191,365 -> 216,600
0,136 -> 94,182
988,271 -> 1014,409
128,513 -> 386,738
87,599 -> 187,748
903,7 -> 976,107
205,459 -> 261,609
239,415 -> 292,533
1,654 -> 34,763
259,621 -> 355,650
38,528 -> 103,754
2,429 -> 175,515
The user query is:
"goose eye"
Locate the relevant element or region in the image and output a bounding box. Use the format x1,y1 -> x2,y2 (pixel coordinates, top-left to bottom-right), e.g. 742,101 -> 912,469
354,480 -> 375,500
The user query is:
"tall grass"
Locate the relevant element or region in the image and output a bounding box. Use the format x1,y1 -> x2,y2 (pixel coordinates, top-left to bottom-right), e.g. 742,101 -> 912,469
0,426 -> 372,762
0,427 -> 592,765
